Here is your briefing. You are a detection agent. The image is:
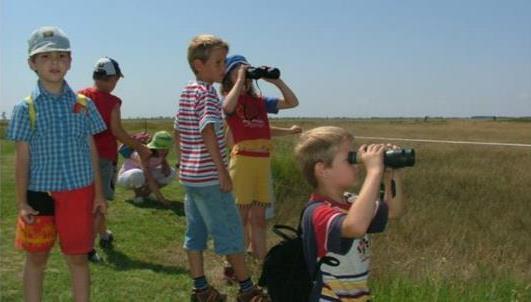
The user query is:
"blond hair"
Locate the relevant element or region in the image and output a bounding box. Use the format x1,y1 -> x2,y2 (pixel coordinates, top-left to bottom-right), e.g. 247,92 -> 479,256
187,34 -> 229,74
294,126 -> 353,188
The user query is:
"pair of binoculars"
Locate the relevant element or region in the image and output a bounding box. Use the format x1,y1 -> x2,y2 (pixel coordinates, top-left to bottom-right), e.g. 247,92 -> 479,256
246,66 -> 281,80
348,148 -> 415,169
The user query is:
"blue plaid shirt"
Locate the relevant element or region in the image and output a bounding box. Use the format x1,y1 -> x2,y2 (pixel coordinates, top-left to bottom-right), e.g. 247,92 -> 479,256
6,81 -> 107,191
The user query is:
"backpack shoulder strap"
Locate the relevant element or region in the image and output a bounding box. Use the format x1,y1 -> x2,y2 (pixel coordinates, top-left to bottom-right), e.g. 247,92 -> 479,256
76,93 -> 88,106
24,93 -> 88,130
300,200 -> 340,281
297,200 -> 321,236
24,95 -> 36,130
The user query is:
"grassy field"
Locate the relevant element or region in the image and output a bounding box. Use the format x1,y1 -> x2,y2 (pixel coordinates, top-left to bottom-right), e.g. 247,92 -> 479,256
1,118 -> 530,301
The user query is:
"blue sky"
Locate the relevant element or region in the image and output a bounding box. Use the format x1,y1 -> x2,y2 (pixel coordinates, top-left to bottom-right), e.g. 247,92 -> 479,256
1,0 -> 530,118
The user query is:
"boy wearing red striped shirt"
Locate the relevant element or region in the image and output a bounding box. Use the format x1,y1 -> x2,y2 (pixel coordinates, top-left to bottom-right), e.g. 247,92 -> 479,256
174,34 -> 269,302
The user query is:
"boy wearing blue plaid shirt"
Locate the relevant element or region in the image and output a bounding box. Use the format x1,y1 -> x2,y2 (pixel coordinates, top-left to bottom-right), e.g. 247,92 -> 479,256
6,26 -> 107,301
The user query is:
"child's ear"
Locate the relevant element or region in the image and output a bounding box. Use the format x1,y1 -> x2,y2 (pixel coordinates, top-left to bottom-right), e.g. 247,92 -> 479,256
192,59 -> 204,73
28,57 -> 36,72
315,162 -> 328,179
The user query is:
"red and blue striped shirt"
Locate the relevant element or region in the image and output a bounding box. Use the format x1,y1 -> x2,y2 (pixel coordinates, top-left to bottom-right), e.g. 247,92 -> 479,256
302,193 -> 389,301
175,81 -> 227,187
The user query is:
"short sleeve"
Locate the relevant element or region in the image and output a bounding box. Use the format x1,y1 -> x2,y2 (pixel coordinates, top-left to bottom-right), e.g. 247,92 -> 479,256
263,96 -> 279,114
196,90 -> 221,132
85,99 -> 107,135
311,205 -> 353,257
327,215 -> 354,254
6,101 -> 32,142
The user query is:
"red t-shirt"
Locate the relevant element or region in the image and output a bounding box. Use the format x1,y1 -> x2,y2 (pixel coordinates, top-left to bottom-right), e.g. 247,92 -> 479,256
78,87 -> 122,161
225,94 -> 279,144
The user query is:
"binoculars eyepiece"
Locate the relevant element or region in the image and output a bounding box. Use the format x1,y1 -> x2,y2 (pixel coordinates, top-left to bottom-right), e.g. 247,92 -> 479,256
348,148 -> 415,169
246,66 -> 281,80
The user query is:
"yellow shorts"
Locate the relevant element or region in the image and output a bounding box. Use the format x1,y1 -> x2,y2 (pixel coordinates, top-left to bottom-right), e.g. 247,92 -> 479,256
229,155 -> 271,206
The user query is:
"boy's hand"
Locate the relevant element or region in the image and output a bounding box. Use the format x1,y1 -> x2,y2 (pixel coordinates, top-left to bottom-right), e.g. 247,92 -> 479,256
290,125 -> 302,134
359,144 -> 385,175
92,197 -> 107,215
218,168 -> 233,192
236,65 -> 248,82
263,78 -> 282,85
19,203 -> 39,224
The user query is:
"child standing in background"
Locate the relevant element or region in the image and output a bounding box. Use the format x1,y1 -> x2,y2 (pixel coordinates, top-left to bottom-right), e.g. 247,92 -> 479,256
221,54 -> 299,260
79,56 -> 151,261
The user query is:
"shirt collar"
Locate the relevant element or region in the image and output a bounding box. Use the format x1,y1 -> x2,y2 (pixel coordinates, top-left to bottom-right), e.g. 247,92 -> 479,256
194,80 -> 213,88
32,80 -> 75,101
309,192 -> 353,208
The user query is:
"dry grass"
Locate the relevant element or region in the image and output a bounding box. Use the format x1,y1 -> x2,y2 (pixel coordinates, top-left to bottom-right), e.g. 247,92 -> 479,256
1,118 -> 530,300
268,119 -> 531,285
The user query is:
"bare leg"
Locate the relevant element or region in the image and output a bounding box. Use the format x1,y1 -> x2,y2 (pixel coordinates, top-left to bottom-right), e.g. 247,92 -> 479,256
226,208 -> 255,287
238,206 -> 251,250
246,215 -> 253,253
23,252 -> 49,302
64,254 -> 90,302
93,211 -> 107,240
250,205 -> 267,259
225,253 -> 249,282
187,250 -> 204,278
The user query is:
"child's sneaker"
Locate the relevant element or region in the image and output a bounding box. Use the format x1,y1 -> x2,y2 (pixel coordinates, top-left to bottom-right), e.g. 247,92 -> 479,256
237,286 -> 270,302
87,249 -> 102,263
223,266 -> 238,285
190,286 -> 227,302
99,231 -> 114,249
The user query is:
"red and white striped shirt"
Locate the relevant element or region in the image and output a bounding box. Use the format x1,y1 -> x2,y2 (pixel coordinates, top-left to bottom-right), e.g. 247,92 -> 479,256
175,81 -> 227,187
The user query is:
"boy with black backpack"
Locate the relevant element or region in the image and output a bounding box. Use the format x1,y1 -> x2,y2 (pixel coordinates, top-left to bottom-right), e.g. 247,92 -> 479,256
293,126 -> 407,301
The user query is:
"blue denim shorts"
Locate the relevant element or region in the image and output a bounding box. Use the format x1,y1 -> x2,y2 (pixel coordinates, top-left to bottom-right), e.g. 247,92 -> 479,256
183,185 -> 244,255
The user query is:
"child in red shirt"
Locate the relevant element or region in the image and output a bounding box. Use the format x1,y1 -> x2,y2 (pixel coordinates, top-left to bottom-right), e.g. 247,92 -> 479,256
221,55 -> 299,260
79,57 -> 151,261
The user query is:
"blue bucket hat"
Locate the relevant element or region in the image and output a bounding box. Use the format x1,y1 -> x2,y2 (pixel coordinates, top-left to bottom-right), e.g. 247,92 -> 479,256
225,55 -> 249,76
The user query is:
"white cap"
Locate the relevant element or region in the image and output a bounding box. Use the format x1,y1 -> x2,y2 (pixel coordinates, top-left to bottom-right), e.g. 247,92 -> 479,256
93,57 -> 124,77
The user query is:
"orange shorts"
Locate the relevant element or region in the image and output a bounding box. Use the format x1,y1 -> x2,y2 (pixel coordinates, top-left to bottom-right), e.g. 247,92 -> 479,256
15,215 -> 57,253
14,185 -> 95,255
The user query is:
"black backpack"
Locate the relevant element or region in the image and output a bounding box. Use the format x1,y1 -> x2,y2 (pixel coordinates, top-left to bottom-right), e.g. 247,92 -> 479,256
258,203 -> 339,302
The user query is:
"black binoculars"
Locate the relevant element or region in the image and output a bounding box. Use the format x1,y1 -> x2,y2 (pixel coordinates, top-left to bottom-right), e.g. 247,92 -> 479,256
348,148 -> 415,169
246,66 -> 281,80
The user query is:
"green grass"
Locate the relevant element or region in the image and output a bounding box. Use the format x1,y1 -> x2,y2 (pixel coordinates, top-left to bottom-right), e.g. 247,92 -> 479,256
1,118 -> 531,301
